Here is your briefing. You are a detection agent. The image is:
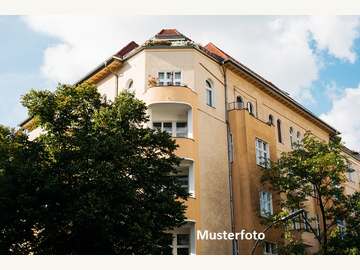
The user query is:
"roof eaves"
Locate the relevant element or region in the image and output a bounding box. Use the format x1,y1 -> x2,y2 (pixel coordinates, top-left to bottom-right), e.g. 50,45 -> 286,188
342,145 -> 360,161
223,58 -> 339,136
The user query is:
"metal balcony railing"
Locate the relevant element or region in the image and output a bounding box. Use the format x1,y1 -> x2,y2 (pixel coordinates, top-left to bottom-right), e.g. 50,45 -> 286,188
227,102 -> 245,111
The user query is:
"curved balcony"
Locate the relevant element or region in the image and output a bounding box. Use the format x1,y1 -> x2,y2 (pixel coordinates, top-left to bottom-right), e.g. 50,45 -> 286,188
144,85 -> 197,109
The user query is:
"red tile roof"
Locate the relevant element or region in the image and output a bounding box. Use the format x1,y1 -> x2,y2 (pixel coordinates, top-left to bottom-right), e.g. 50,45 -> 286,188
157,29 -> 181,36
155,29 -> 191,40
204,42 -> 230,61
114,41 -> 139,58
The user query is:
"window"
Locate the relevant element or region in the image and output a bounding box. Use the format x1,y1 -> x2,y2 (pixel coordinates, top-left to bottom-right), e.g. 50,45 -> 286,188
296,131 -> 301,145
176,122 -> 188,137
153,122 -> 162,130
260,191 -> 273,217
347,163 -> 355,182
206,79 -> 214,107
268,114 -> 274,125
163,122 -> 173,135
256,138 -> 270,167
277,119 -> 282,143
174,72 -> 181,86
229,133 -> 234,163
336,219 -> 346,239
236,96 -> 243,109
289,127 -> 294,149
177,166 -> 189,191
158,71 -> 181,86
170,222 -> 195,255
153,121 -> 188,138
175,234 -> 190,255
291,209 -> 302,230
247,101 -> 254,115
263,242 -> 277,255
302,211 -> 309,231
126,79 -> 134,90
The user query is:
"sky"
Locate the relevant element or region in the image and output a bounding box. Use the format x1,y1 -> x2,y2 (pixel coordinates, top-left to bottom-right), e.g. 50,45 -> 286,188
1,15 -> 360,151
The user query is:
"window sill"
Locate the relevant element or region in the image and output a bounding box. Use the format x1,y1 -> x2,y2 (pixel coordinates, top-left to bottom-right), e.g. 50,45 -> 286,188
173,136 -> 195,141
206,104 -> 216,109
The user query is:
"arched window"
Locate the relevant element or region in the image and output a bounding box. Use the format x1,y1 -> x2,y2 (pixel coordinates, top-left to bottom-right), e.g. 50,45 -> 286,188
289,127 -> 294,149
268,114 -> 274,125
236,96 -> 243,109
277,119 -> 282,143
126,79 -> 134,90
205,79 -> 214,107
247,102 -> 254,115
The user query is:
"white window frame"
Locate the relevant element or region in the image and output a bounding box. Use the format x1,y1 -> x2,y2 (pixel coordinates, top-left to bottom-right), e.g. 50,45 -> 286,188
289,127 -> 294,149
172,233 -> 190,255
205,79 -> 215,107
152,121 -> 188,138
177,160 -> 195,197
256,138 -> 270,167
158,71 -> 182,86
260,191 -> 273,217
170,222 -> 195,255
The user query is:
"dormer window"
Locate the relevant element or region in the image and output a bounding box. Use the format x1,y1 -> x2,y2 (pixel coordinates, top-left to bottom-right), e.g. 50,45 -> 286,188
158,71 -> 181,86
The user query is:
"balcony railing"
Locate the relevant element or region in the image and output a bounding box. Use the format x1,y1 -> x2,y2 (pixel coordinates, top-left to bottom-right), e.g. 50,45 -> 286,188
227,101 -> 245,111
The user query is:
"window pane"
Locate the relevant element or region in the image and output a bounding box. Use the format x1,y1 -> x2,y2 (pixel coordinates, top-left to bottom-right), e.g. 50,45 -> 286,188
178,175 -> 189,190
176,122 -> 188,137
177,234 -> 190,245
159,72 -> 164,79
163,122 -> 173,135
153,122 -> 161,130
206,89 -> 212,106
174,72 -> 181,79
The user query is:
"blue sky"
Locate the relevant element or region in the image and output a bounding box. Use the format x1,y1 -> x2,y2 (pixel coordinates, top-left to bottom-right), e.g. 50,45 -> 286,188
0,16 -> 57,126
1,16 -> 360,150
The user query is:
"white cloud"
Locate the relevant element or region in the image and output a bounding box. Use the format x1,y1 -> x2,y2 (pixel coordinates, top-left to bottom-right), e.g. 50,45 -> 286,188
23,16 -> 360,104
321,85 -> 360,151
308,16 -> 360,63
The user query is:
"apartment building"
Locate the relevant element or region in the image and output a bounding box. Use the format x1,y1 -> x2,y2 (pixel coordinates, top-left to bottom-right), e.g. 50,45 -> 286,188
21,29 -> 360,255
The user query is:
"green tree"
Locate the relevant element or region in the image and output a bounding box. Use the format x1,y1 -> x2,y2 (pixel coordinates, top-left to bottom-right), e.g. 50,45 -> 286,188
0,83 -> 188,254
262,132 -> 350,254
328,191 -> 360,254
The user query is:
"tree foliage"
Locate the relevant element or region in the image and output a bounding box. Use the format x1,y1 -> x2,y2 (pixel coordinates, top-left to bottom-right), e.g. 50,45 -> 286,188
262,132 -> 356,254
0,83 -> 188,254
328,191 -> 360,254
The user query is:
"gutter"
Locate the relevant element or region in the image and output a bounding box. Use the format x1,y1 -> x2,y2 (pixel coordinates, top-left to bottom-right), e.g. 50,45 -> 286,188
222,65 -> 238,255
